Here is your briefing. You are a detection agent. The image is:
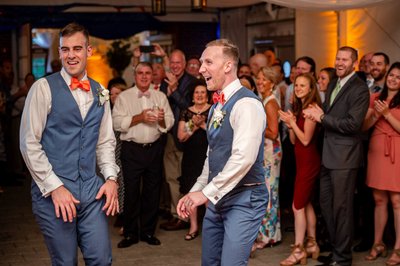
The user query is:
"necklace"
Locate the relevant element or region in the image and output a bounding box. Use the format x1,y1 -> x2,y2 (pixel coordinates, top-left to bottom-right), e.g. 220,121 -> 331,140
192,104 -> 209,114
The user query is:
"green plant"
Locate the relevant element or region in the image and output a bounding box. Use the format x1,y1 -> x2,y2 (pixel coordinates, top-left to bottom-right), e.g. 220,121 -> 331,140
106,40 -> 132,77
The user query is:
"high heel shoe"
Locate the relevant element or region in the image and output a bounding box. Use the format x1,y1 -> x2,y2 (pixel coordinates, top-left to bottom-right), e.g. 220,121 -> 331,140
386,249 -> 400,266
304,236 -> 320,260
365,243 -> 387,261
280,244 -> 307,266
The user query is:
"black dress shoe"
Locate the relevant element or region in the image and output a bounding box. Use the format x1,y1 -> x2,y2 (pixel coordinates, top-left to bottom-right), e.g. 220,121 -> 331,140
316,261 -> 340,266
140,234 -> 161,245
317,253 -> 333,263
353,240 -> 372,252
117,236 -> 139,248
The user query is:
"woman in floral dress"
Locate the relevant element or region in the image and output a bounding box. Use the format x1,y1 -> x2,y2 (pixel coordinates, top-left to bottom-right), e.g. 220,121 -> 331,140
252,67 -> 282,251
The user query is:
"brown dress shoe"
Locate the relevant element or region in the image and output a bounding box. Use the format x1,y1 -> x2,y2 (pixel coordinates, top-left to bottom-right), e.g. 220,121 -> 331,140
160,218 -> 190,231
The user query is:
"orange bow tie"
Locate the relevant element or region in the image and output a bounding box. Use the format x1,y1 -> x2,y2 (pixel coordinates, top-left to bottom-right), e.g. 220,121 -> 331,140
213,91 -> 225,105
70,77 -> 90,92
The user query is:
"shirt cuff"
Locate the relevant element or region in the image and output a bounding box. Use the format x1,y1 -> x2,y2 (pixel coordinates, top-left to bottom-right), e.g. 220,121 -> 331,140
158,124 -> 168,133
36,172 -> 64,197
102,167 -> 119,181
202,182 -> 224,205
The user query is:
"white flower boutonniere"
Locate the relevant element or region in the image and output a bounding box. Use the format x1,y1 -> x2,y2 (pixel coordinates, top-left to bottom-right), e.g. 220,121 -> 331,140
212,109 -> 226,129
97,88 -> 110,106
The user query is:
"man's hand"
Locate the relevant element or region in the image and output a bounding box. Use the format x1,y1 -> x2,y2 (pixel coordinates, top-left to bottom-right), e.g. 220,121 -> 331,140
95,179 -> 119,216
152,43 -> 166,58
142,109 -> 158,124
177,191 -> 208,219
51,185 -> 80,223
303,104 -> 324,123
165,72 -> 178,95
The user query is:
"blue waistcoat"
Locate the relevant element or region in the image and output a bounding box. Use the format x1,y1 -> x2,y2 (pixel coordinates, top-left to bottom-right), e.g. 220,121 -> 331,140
207,87 -> 265,187
41,73 -> 104,181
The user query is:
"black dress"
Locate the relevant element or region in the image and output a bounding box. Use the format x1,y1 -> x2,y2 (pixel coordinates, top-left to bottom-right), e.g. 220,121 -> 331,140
178,107 -> 210,194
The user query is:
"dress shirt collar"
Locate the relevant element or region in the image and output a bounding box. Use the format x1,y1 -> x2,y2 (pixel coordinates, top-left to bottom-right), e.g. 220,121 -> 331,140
219,79 -> 242,104
338,71 -> 356,88
133,86 -> 152,98
61,68 -> 89,89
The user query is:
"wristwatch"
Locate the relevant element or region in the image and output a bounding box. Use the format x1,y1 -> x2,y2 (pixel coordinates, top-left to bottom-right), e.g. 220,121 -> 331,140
107,176 -> 118,183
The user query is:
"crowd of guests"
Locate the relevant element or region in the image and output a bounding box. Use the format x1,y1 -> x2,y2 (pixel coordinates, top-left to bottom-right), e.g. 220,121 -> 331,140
2,30 -> 400,266
107,44 -> 400,266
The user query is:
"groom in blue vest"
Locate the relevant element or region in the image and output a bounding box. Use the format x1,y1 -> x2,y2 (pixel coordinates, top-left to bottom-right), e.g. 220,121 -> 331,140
20,23 -> 119,265
177,39 -> 268,265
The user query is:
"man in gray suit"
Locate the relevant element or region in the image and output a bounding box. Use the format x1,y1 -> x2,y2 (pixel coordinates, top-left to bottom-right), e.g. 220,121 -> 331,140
304,46 -> 370,266
20,23 -> 119,265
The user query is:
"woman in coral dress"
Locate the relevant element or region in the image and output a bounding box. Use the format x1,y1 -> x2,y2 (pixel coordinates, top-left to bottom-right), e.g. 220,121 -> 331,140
279,73 -> 322,266
363,62 -> 400,266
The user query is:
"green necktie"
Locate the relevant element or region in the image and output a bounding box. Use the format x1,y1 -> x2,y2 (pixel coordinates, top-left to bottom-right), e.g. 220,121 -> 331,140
330,81 -> 341,105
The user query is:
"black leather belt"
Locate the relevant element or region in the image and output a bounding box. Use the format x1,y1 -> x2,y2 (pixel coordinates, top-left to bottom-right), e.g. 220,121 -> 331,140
129,139 -> 160,148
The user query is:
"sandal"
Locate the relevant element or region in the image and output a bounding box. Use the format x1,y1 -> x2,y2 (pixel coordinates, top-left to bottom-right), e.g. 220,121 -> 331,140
386,249 -> 400,266
365,242 -> 387,261
305,236 -> 320,260
184,231 -> 199,241
280,244 -> 307,266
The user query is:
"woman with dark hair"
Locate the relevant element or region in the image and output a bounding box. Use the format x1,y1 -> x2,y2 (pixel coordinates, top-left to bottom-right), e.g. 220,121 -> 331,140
177,80 -> 211,241
279,73 -> 322,266
239,74 -> 257,95
362,62 -> 400,265
318,67 -> 337,103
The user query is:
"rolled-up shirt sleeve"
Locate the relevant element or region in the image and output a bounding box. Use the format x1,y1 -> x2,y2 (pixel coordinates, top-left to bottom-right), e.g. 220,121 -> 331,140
190,97 -> 266,204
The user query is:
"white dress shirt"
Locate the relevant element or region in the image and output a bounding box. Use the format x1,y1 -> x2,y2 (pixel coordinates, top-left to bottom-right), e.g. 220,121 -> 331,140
190,79 -> 266,204
20,68 -> 119,197
112,86 -> 174,143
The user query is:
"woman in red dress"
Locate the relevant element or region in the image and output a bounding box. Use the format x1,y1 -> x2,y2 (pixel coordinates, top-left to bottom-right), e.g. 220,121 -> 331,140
279,73 -> 321,266
363,62 -> 400,266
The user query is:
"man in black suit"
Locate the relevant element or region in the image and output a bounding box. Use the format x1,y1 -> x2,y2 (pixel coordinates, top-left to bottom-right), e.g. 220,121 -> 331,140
304,46 -> 370,266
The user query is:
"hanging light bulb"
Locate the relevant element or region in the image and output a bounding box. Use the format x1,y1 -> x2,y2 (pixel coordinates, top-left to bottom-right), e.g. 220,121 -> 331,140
191,0 -> 207,12
152,0 -> 166,16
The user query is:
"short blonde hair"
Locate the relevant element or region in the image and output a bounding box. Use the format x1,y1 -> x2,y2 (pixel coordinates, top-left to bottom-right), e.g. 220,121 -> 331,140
206,39 -> 239,68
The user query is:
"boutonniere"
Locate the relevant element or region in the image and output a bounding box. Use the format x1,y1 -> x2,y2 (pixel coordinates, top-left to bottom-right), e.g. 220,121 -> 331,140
212,109 -> 226,129
97,87 -> 110,106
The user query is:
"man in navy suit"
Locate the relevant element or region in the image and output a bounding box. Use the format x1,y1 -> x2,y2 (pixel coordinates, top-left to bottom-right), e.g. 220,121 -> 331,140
20,23 -> 119,265
177,39 -> 268,265
304,46 -> 370,266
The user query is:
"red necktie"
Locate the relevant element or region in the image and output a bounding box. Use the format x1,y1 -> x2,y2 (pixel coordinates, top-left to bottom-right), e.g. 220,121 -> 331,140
213,92 -> 225,105
153,84 -> 159,90
70,77 -> 90,92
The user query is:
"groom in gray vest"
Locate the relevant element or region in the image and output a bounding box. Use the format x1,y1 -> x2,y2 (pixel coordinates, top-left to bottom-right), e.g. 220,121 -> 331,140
177,39 -> 268,265
20,23 -> 119,265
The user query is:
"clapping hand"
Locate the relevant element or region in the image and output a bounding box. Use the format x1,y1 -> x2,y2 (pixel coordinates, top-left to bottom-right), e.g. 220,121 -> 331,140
192,114 -> 205,128
374,100 -> 389,117
142,108 -> 158,124
165,72 -> 178,95
278,109 -> 296,128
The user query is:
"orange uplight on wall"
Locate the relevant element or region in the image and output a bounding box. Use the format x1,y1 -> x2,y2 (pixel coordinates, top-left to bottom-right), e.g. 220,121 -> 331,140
87,46 -> 113,88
